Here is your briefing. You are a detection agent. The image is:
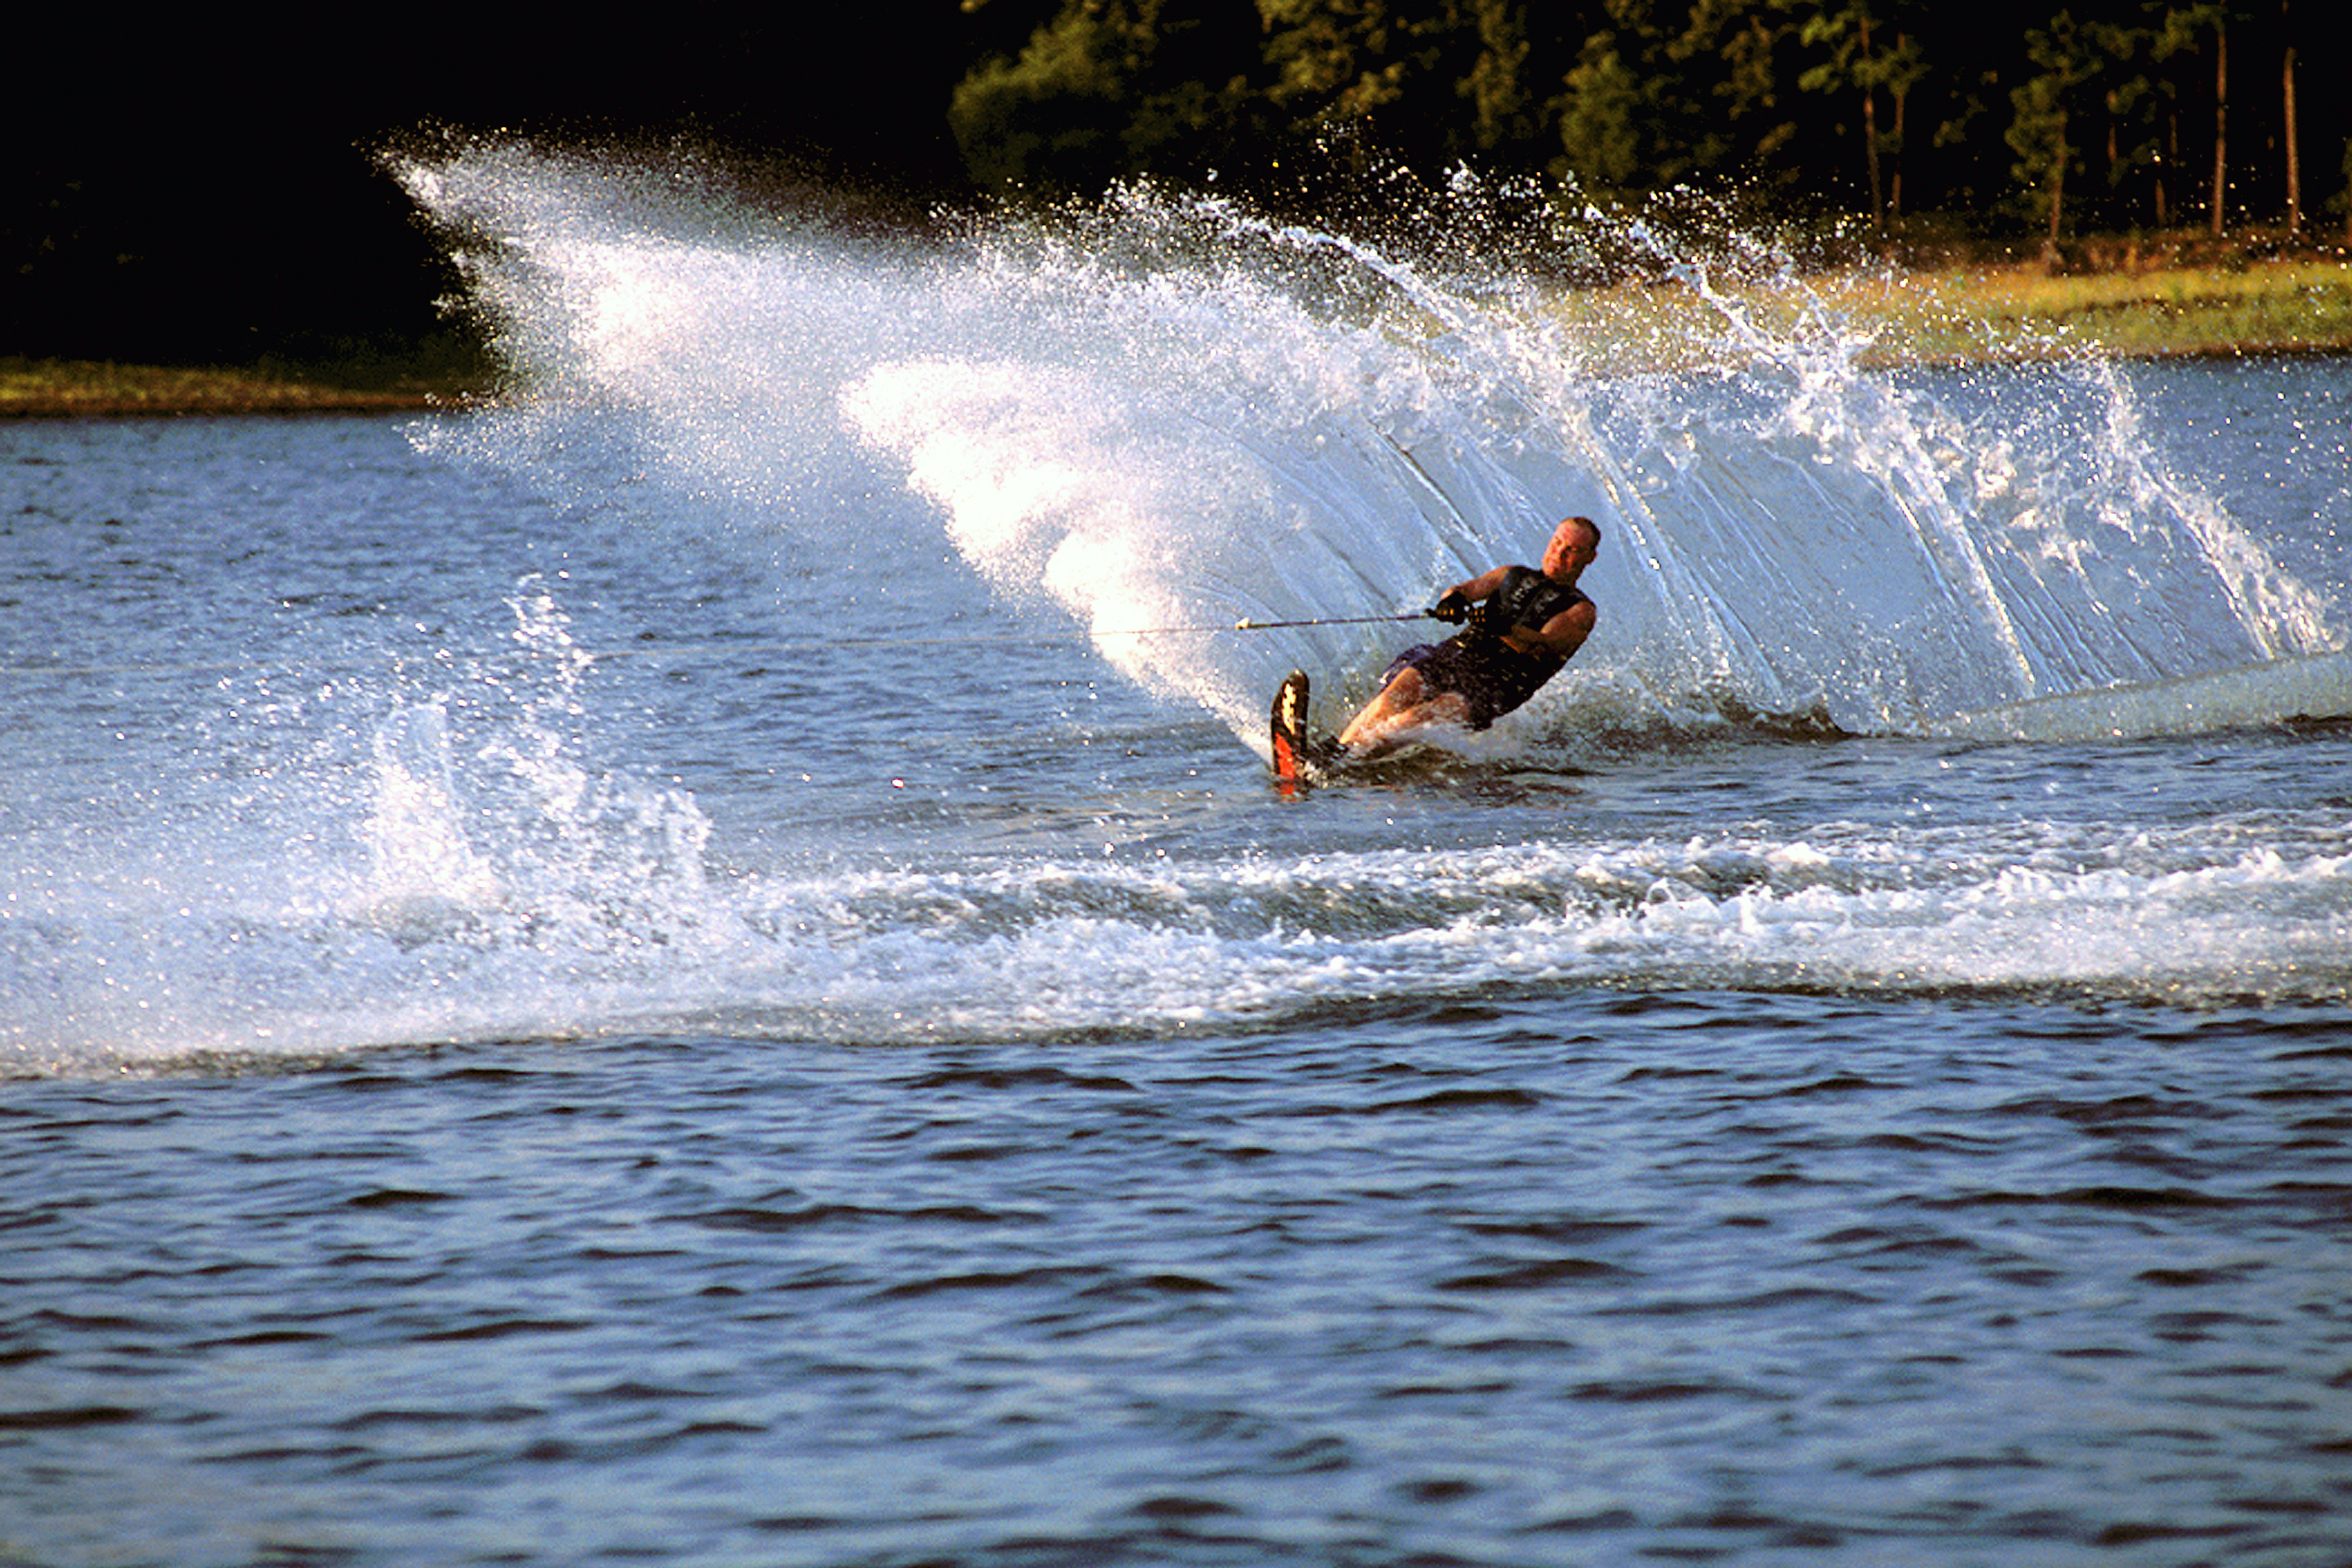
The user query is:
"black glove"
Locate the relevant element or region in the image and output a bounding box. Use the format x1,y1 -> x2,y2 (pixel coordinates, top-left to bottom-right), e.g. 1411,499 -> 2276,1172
1427,589 -> 1473,624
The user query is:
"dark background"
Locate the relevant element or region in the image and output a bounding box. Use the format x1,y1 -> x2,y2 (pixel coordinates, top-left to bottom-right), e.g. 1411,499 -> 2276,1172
8,2 -> 2339,369
5,7 -> 994,367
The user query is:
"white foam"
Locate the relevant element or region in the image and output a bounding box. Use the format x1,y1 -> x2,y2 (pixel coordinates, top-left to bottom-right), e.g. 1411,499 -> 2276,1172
394,141 -> 2342,742
1936,648 -> 2352,743
15,793 -> 2349,1074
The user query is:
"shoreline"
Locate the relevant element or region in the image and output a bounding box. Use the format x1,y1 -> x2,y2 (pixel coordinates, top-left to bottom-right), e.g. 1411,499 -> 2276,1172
7,255 -> 2347,418
0,389 -> 466,420
14,344 -> 2344,421
0,358 -> 479,421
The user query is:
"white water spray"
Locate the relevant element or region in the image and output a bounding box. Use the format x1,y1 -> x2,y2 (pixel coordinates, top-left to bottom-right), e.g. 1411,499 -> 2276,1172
395,140 -> 2338,743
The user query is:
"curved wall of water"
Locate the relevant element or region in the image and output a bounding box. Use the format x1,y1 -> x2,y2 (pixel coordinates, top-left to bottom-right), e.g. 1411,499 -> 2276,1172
402,142 -> 2339,746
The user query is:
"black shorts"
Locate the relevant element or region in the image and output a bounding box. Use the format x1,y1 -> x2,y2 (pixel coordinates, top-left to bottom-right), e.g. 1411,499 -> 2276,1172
1381,634 -> 1557,730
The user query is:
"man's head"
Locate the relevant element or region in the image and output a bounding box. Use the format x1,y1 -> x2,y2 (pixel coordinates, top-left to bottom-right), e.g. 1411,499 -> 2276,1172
1543,516 -> 1601,580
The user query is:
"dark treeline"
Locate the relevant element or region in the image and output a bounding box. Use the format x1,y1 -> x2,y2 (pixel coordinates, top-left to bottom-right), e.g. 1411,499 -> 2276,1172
954,0 -> 2336,240
8,1 -> 2340,367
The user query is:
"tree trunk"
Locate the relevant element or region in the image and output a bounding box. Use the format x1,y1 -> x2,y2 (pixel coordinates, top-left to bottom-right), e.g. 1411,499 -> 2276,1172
2210,21 -> 2229,237
2049,131 -> 2067,247
2157,99 -> 2175,228
2107,95 -> 2121,230
1890,61 -> 1907,219
1861,14 -> 1885,235
2281,5 -> 2300,235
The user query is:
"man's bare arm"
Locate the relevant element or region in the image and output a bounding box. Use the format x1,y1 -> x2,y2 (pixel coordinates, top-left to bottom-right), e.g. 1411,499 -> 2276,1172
1503,599 -> 1595,661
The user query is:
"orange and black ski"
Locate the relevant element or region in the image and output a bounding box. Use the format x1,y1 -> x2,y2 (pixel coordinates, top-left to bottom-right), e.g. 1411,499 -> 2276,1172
1270,669 -> 1338,793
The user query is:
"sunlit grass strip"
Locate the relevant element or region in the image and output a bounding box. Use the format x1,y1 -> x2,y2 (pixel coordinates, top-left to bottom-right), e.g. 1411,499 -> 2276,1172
0,358 -> 450,417
1856,259 -> 2352,363
1539,257 -> 2352,372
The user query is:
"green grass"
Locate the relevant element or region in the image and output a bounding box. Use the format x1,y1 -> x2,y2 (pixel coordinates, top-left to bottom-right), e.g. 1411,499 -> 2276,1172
1858,257 -> 2352,362
0,350 -> 485,418
1541,253 -> 2352,372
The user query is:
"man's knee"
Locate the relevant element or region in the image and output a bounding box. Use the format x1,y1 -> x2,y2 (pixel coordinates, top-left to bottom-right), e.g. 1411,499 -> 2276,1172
1382,667 -> 1428,706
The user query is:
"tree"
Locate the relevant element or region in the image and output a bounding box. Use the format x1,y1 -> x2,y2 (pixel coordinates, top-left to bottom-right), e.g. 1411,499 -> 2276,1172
1553,33 -> 1651,193
1546,0 -> 1811,204
2279,0 -> 2300,234
950,0 -> 1264,193
2126,3 -> 2223,232
2210,7 -> 2229,233
2006,12 -> 2100,244
1256,0 -> 1559,171
1797,0 -> 1929,233
1462,0 -> 1538,152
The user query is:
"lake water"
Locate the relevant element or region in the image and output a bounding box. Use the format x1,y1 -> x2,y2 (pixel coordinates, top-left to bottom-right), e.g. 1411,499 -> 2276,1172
5,148 -> 2351,1566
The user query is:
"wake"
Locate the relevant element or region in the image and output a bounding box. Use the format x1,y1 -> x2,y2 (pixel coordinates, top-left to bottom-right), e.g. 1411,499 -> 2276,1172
394,139 -> 2342,745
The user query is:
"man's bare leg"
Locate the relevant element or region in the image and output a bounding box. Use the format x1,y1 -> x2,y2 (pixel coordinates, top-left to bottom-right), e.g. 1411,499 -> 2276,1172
1338,668 -> 1470,759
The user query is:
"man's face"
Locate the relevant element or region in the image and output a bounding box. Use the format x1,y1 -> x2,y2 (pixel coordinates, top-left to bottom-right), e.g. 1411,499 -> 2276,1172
1545,521 -> 1599,578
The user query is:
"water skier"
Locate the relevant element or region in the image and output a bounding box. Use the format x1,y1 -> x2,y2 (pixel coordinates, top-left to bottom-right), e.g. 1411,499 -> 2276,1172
1335,515 -> 1601,760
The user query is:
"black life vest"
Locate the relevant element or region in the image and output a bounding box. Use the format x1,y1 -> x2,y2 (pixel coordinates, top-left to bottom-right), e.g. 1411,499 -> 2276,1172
1478,565 -> 1589,646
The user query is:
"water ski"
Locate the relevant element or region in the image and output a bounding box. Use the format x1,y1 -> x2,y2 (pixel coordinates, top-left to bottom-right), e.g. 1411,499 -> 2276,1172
1269,669 -> 1341,791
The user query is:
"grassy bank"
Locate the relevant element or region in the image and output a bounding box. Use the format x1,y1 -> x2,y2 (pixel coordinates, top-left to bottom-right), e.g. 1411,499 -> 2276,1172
1557,251 -> 2352,370
0,353 -> 486,419
6,253 -> 2346,417
1854,255 -> 2352,364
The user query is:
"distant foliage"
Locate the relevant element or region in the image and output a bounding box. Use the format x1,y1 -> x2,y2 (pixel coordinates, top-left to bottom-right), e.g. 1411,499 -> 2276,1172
950,0 -> 2337,246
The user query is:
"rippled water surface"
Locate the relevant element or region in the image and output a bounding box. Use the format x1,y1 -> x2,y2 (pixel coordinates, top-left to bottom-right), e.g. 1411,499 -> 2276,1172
10,998 -> 2351,1567
7,148 -> 2352,1565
